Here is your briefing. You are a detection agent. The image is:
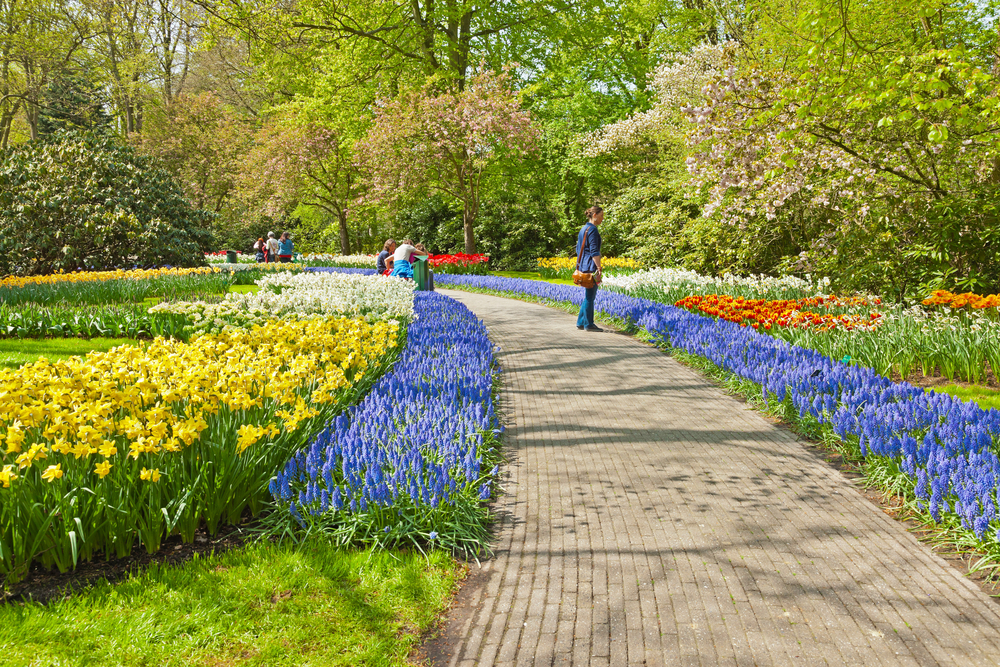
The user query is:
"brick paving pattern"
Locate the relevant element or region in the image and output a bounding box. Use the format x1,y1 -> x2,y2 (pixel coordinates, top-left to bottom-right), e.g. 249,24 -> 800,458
428,289 -> 1000,666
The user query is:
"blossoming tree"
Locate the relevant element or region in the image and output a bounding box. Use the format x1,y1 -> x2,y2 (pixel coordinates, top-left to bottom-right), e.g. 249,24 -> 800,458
238,119 -> 360,254
589,0 -> 1000,294
358,69 -> 539,254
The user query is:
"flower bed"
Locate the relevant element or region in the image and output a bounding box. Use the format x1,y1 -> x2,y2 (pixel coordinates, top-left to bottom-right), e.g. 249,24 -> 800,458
602,266 -> 827,300
428,253 -> 489,275
674,294 -> 882,332
0,267 -> 237,340
434,273 -> 1000,547
601,269 -> 1000,384
923,290 -> 1000,312
0,267 -> 231,307
151,271 -> 413,335
308,267 -> 378,276
300,254 -> 377,268
270,291 -> 500,554
205,251 -> 257,264
0,302 -> 189,340
536,256 -> 644,280
0,273 -> 413,580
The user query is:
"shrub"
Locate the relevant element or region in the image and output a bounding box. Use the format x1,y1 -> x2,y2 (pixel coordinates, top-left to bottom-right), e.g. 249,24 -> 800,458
0,132 -> 214,276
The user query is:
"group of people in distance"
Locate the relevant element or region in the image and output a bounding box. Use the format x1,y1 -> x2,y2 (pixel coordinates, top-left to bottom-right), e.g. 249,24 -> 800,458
376,238 -> 429,280
253,231 -> 294,263
371,204 -> 603,330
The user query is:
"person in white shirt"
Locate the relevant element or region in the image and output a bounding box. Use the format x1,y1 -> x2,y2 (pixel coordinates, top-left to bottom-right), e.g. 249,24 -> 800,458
389,238 -> 428,279
265,232 -> 281,263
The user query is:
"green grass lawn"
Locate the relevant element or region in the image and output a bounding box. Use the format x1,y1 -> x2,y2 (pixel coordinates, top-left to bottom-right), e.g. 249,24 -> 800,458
0,338 -> 139,370
931,384 -> 1000,411
489,270 -> 575,286
0,541 -> 461,667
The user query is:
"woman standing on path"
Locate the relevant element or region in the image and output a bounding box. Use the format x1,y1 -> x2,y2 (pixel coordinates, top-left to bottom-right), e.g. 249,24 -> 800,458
576,205 -> 604,331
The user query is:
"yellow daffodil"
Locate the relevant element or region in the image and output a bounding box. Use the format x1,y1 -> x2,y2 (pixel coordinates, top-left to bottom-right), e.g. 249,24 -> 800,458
235,424 -> 265,453
139,468 -> 161,482
0,464 -> 18,487
0,266 -> 220,290
0,317 -> 397,493
95,461 -> 112,478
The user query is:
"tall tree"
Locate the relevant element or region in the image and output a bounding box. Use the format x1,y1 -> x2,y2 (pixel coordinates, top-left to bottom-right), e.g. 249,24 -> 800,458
0,0 -> 88,142
133,91 -> 252,212
358,68 -> 539,253
682,0 -> 1000,292
199,0 -> 575,91
238,118 -> 360,253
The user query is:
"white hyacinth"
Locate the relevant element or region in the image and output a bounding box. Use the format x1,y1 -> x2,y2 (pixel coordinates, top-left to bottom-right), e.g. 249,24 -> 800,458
150,272 -> 415,334
602,267 -> 826,298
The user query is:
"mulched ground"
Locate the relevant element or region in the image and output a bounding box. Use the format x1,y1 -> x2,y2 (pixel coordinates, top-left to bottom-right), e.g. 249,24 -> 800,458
1,522 -> 256,606
895,366 -> 1000,390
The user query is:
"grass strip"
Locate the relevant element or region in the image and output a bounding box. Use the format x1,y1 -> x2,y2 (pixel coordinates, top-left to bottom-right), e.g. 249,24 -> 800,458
934,384 -> 1000,411
488,271 -> 575,286
0,338 -> 140,370
0,540 -> 461,667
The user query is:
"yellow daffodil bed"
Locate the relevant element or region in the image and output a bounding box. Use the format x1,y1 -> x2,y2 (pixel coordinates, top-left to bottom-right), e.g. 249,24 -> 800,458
0,315 -> 400,580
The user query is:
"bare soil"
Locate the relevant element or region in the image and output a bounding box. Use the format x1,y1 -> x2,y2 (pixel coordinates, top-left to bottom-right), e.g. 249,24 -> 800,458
893,365 -> 1000,390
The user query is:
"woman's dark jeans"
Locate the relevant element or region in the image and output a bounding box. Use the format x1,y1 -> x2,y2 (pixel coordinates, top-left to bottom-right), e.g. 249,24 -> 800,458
577,284 -> 598,328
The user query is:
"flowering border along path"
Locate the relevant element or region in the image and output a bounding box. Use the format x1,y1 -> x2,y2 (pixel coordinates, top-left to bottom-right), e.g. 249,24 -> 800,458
270,291 -> 501,555
430,273 -> 1000,550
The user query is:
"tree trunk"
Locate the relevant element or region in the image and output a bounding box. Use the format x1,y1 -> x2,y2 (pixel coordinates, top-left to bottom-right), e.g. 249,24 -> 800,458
338,212 -> 351,254
0,106 -> 16,149
463,203 -> 476,254
26,103 -> 38,141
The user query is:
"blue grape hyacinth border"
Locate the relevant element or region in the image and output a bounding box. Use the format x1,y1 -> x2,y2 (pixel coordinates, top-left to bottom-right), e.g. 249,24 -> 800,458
270,290 -> 502,554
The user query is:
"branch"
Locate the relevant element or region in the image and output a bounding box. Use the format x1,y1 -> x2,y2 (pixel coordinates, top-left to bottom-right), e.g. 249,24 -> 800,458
812,124 -> 946,195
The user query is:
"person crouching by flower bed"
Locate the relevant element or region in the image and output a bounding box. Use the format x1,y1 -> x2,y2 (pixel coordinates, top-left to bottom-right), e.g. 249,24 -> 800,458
576,205 -> 604,331
376,239 -> 396,275
278,232 -> 294,263
389,239 -> 428,279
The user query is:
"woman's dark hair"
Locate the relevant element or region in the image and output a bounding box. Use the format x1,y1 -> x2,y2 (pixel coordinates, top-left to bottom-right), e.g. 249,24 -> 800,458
383,238 -> 396,252
585,205 -> 604,220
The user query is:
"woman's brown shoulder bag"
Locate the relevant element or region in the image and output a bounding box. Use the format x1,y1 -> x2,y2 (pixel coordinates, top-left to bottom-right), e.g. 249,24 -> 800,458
572,227 -> 596,288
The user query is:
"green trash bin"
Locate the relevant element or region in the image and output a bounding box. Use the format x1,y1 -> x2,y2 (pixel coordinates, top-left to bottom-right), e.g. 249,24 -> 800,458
226,250 -> 239,264
412,256 -> 432,291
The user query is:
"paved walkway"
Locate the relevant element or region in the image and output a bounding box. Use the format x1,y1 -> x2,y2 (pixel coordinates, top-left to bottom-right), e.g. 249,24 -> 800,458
426,289 -> 1000,667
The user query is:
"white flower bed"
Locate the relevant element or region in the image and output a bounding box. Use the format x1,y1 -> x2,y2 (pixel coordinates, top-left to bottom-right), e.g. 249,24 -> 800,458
300,254 -> 377,267
150,273 -> 415,334
206,253 -> 257,264
603,267 -> 829,298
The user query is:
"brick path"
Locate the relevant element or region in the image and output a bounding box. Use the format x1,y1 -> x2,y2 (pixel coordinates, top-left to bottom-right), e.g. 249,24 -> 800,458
426,289 -> 1000,667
